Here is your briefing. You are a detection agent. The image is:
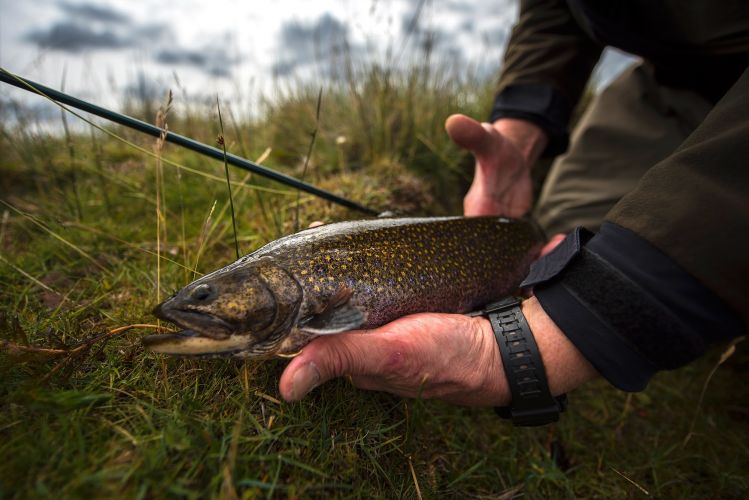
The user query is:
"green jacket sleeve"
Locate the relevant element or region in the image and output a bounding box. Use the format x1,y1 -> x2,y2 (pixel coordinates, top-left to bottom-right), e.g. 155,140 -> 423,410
490,0 -> 603,156
607,66 -> 749,325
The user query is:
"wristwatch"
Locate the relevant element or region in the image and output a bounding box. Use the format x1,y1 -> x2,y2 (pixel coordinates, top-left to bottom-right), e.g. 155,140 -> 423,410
481,297 -> 567,426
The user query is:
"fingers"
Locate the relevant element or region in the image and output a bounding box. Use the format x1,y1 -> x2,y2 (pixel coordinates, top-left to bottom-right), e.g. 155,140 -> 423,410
541,233 -> 566,257
279,331 -> 388,402
445,114 -> 497,157
277,313 -> 508,405
527,234 -> 567,297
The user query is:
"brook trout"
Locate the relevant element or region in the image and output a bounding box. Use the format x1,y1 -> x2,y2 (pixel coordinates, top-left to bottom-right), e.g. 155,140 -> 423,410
144,216 -> 544,358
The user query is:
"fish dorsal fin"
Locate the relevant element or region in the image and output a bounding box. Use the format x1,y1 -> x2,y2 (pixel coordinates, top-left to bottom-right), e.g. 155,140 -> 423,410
301,286 -> 366,335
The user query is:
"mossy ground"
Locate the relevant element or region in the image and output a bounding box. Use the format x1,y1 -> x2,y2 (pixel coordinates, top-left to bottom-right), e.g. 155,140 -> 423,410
1,68 -> 747,498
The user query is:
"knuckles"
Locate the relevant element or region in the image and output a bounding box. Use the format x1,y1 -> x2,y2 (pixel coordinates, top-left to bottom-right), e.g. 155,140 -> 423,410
314,315 -> 496,403
321,338 -> 362,379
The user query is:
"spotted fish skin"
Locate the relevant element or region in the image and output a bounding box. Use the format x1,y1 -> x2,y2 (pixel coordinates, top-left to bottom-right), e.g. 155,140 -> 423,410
146,217 -> 545,358
259,216 -> 543,327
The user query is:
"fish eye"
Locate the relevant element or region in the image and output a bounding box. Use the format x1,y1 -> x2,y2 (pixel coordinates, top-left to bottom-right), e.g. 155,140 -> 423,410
191,283 -> 215,301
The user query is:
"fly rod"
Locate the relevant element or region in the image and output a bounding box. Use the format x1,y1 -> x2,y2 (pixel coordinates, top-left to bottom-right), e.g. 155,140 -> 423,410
0,67 -> 379,216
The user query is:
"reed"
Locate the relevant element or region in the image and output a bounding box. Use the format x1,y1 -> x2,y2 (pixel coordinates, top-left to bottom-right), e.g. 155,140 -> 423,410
216,97 -> 240,260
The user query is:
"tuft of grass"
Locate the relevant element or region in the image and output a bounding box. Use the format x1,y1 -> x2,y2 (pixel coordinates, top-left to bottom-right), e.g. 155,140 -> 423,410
294,88 -> 322,233
60,67 -> 83,221
216,97 -> 240,260
154,89 -> 173,309
0,61 -> 747,499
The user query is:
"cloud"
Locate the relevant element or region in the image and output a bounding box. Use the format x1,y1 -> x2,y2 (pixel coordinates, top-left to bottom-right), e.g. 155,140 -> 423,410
395,7 -> 465,64
155,45 -> 243,78
156,49 -> 210,67
25,22 -> 130,52
58,1 -> 131,24
270,60 -> 297,78
23,1 -> 234,78
389,0 -> 517,70
272,13 -> 362,77
23,1 -> 170,53
279,13 -> 348,48
135,23 -> 171,41
442,0 -> 472,13
459,19 -> 475,32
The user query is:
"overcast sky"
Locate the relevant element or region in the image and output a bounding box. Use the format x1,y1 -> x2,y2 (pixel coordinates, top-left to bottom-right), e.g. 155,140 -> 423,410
0,0 -> 636,123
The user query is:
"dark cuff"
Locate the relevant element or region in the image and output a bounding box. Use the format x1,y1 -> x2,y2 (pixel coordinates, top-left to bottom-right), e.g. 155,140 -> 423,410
522,223 -> 745,391
489,84 -> 572,158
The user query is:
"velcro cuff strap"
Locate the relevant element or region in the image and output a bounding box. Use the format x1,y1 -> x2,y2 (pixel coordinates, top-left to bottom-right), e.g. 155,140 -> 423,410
562,247 -> 707,369
529,223 -> 744,391
535,282 -> 657,391
521,227 -> 593,289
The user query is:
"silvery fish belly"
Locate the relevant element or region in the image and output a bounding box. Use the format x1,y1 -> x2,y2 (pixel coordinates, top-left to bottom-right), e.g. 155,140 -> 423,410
143,216 -> 545,358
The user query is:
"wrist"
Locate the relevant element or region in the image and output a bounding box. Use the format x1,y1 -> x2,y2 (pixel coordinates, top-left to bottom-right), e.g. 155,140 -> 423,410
491,118 -> 548,167
474,297 -> 598,408
521,297 -> 598,396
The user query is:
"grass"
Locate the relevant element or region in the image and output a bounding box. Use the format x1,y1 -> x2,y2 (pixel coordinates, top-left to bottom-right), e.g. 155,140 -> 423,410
1,63 -> 748,499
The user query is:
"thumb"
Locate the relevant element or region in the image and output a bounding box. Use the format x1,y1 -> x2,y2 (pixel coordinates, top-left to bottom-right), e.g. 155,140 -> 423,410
279,333 -> 374,402
445,114 -> 496,157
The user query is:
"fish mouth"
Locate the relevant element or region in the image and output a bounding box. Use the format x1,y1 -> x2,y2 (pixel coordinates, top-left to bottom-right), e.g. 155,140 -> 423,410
142,330 -> 258,358
147,304 -> 261,357
152,303 -> 235,339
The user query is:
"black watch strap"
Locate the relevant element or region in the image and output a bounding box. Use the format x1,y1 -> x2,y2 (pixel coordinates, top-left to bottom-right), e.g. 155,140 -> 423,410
483,297 -> 567,426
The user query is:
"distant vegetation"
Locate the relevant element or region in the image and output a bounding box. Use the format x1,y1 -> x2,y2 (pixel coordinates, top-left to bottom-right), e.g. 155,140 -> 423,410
0,62 -> 747,498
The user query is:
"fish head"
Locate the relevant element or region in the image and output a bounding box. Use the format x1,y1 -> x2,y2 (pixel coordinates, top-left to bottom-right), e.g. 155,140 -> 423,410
144,257 -> 303,357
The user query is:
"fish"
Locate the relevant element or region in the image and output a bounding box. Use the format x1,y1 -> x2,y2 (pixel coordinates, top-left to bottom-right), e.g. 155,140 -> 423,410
144,216 -> 545,358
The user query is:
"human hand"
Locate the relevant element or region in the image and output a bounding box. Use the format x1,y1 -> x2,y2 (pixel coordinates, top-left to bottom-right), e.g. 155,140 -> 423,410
446,115 -> 548,217
279,313 -> 507,405
278,297 -> 597,405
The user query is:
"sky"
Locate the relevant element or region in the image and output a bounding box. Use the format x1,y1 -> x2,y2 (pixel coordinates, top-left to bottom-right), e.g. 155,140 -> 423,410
0,0 -> 637,125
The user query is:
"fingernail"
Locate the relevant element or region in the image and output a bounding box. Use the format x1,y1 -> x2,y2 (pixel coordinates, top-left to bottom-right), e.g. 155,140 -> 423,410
290,362 -> 321,401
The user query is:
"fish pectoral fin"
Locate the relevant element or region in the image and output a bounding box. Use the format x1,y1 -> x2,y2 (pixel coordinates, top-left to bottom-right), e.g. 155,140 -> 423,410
300,303 -> 365,335
325,286 -> 354,311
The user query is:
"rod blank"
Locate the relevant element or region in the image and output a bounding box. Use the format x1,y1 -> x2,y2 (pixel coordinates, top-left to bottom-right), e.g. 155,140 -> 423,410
0,68 -> 379,216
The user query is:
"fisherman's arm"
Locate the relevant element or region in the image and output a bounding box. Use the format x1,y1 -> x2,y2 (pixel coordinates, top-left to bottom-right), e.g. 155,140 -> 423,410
453,0 -> 602,216
528,68 -> 749,391
278,298 -> 597,405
